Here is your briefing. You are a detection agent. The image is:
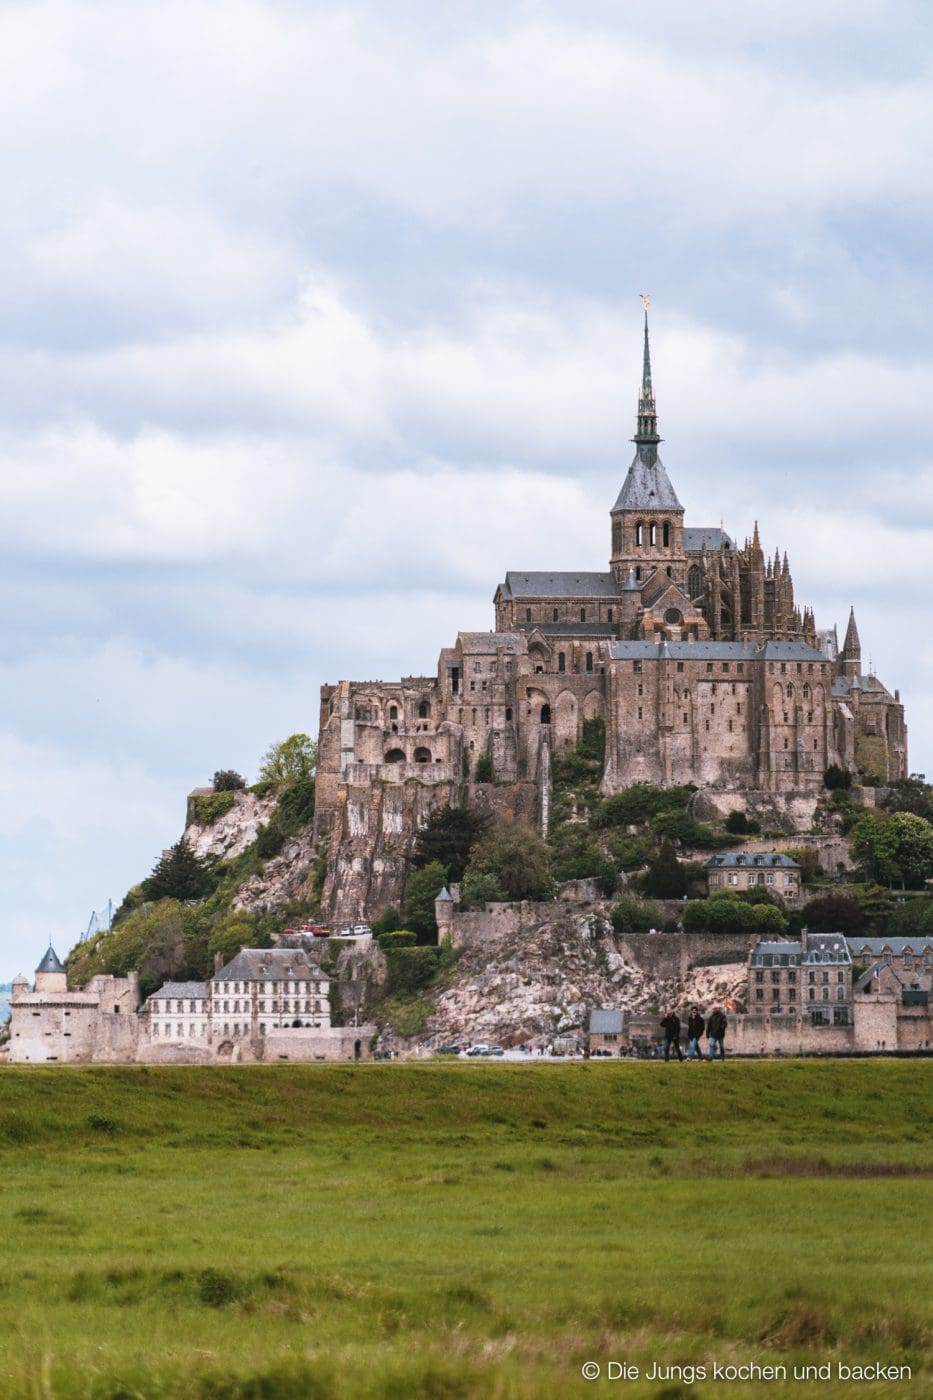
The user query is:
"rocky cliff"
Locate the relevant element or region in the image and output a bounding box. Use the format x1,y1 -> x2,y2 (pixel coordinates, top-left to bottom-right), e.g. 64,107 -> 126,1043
376,905 -> 749,1053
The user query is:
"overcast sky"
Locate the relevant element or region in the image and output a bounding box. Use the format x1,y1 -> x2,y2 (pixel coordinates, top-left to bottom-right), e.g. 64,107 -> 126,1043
1,0 -> 932,980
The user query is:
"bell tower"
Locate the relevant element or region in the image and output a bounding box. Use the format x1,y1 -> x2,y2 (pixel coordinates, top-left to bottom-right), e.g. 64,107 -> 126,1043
610,298 -> 686,587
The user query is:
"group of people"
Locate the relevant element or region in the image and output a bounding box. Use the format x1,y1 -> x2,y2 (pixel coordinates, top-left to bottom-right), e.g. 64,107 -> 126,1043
660,1006 -> 728,1061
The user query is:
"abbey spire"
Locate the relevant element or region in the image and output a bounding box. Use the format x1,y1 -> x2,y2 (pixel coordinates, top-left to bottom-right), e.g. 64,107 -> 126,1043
633,297 -> 661,459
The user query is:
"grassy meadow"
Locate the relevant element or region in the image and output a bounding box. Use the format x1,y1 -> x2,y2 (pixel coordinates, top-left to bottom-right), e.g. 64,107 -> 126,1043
0,1061 -> 930,1399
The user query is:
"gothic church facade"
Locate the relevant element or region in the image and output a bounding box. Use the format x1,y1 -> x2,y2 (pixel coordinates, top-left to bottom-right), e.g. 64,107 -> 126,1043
314,313 -> 906,920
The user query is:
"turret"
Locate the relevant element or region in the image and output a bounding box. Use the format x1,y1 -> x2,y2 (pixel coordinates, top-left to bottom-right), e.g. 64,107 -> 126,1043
34,944 -> 67,995
840,606 -> 861,680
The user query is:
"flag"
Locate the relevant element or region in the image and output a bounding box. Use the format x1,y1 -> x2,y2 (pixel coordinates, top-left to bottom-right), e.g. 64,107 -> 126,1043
872,965 -> 880,981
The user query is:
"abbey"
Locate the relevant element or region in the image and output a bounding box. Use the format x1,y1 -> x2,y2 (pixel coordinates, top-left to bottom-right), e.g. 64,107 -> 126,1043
314,311 -> 906,922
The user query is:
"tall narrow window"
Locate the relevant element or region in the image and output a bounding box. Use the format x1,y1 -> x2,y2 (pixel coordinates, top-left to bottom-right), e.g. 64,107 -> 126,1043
635,522 -> 643,546
649,522 -> 657,546
558,652 -> 566,672
663,523 -> 670,546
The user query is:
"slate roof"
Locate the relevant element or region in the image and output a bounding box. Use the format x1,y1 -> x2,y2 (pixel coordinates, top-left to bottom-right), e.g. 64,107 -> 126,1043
149,981 -> 209,1001
750,941 -> 803,967
706,852 -> 799,869
611,640 -> 757,660
684,527 -> 733,552
802,934 -> 851,965
612,448 -> 683,512
500,571 -> 621,600
35,946 -> 65,975
609,639 -> 827,663
750,935 -> 850,967
589,1008 -> 623,1034
846,936 -> 933,956
517,623 -> 616,637
212,948 -> 324,982
759,640 -> 829,662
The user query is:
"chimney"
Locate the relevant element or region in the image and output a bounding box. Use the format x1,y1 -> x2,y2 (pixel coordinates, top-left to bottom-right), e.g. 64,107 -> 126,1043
214,951 -> 224,973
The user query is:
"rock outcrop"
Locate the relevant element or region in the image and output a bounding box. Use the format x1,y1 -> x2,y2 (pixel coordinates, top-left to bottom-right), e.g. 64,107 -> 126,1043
377,906 -> 748,1053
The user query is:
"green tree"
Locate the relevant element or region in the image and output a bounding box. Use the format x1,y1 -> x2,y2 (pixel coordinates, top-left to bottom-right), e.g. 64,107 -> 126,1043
461,871 -> 507,907
402,860 -> 448,943
610,895 -> 663,933
464,821 -> 553,901
852,811 -> 933,888
642,840 -> 687,898
801,894 -> 866,935
259,734 -> 317,787
411,805 -> 489,882
824,764 -> 852,791
725,809 -> 749,834
474,753 -> 493,783
143,839 -> 214,902
213,769 -> 246,792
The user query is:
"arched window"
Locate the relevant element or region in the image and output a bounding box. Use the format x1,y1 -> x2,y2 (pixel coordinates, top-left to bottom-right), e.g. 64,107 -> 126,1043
687,565 -> 702,598
803,684 -> 810,698
558,652 -> 566,672
505,707 -> 512,721
413,747 -> 431,763
786,684 -> 794,698
635,522 -> 643,546
525,608 -> 532,622
418,701 -> 429,718
666,566 -> 672,577
384,748 -> 405,763
389,704 -> 398,719
649,522 -> 657,546
585,652 -> 593,672
663,523 -> 670,546
635,566 -> 642,580
540,704 -> 551,725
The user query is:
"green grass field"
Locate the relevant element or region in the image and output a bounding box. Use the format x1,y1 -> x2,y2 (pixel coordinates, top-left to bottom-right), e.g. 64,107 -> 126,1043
0,1061 -> 930,1399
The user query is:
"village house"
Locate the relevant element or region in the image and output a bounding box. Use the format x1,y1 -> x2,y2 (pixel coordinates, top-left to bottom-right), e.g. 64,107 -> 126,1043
7,945 -> 373,1064
703,851 -> 801,902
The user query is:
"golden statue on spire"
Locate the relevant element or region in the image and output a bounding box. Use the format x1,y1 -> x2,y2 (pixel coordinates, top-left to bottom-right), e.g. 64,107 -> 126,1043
641,293 -> 650,313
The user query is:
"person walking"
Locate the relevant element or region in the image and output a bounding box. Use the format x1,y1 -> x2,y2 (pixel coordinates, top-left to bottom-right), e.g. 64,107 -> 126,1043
686,1006 -> 705,1059
660,1009 -> 684,1061
706,1006 -> 727,1061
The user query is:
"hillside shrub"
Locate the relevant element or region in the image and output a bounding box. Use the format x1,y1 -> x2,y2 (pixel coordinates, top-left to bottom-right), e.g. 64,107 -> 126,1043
610,895 -> 663,933
651,809 -> 738,850
682,892 -> 787,935
474,753 -> 493,783
383,946 -> 441,997
603,831 -> 655,871
143,840 -> 214,902
464,821 -> 554,901
403,861 -> 448,943
592,784 -> 694,829
372,907 -> 402,935
213,770 -> 246,792
189,791 -> 236,827
377,930 -> 417,949
824,764 -> 852,791
641,841 -> 687,898
258,734 -> 317,787
411,806 -> 489,882
801,894 -> 866,935
461,871 -> 507,907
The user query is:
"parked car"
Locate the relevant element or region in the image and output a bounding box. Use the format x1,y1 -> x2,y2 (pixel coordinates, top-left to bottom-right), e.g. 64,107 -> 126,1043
465,1044 -> 493,1056
436,1044 -> 462,1056
486,1046 -> 504,1056
352,923 -> 372,935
